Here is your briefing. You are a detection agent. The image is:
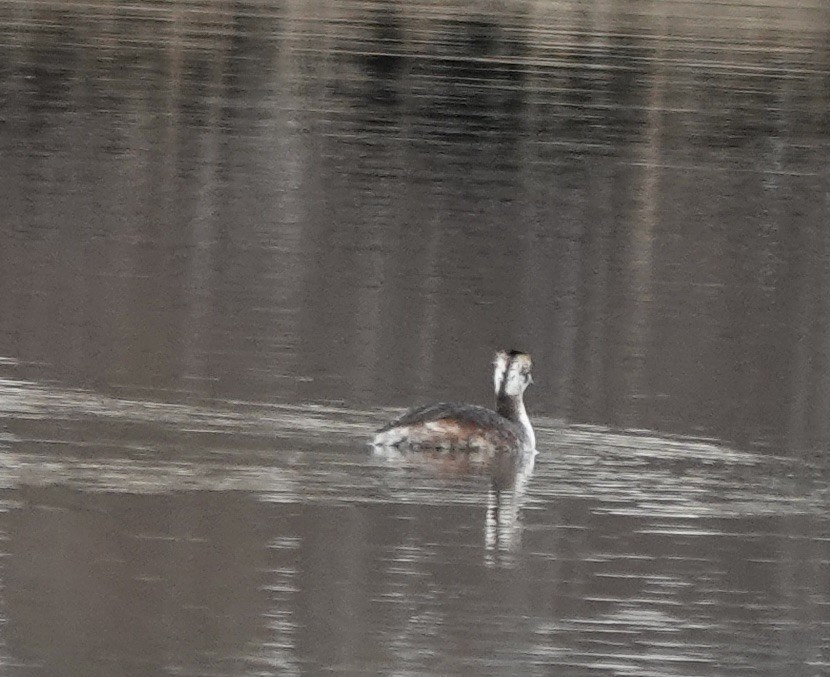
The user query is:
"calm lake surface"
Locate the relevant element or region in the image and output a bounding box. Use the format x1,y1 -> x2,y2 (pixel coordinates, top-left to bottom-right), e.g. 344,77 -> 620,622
1,0 -> 829,674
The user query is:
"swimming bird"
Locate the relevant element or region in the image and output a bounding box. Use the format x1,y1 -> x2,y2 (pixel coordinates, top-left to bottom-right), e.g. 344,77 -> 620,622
372,349 -> 535,456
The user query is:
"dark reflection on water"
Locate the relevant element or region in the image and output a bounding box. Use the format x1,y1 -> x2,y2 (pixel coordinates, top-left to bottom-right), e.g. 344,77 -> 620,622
4,486 -> 273,676
1,0 -> 829,675
2,0 -> 829,452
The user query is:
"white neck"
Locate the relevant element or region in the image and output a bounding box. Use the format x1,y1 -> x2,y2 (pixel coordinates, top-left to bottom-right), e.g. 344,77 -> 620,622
514,399 -> 535,450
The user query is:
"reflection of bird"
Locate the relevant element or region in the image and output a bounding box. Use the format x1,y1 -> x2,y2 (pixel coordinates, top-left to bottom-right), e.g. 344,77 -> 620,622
372,350 -> 536,458
486,451 -> 536,566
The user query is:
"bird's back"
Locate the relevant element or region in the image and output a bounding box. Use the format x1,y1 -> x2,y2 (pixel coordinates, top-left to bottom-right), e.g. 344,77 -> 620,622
373,401 -> 527,454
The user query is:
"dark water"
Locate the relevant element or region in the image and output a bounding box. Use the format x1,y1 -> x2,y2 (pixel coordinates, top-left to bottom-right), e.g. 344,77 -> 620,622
1,1 -> 829,674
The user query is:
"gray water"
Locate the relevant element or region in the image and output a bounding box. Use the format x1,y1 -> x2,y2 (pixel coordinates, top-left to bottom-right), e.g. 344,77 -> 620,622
1,1 -> 829,675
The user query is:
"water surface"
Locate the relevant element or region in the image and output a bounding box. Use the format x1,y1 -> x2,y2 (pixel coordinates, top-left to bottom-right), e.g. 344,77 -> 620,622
0,0 -> 829,674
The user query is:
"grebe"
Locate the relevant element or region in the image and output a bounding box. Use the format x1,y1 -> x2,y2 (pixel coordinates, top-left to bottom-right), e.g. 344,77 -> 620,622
372,350 -> 535,455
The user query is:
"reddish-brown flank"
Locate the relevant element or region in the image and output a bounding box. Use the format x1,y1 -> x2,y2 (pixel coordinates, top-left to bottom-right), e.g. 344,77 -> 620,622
398,416 -> 521,453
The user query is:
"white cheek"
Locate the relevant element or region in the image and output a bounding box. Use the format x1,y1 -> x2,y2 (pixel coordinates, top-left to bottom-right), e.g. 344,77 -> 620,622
506,375 -> 523,396
493,359 -> 507,389
494,373 -> 504,392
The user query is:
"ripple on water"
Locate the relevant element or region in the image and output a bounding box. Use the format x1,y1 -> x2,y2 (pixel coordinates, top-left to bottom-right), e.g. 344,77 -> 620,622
0,375 -> 826,521
0,375 -> 828,675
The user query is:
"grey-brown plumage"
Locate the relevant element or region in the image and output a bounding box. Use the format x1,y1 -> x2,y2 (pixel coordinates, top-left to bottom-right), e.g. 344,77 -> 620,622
372,350 -> 535,456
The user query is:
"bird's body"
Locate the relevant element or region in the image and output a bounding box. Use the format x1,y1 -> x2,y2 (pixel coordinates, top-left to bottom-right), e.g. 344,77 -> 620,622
372,350 -> 535,457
